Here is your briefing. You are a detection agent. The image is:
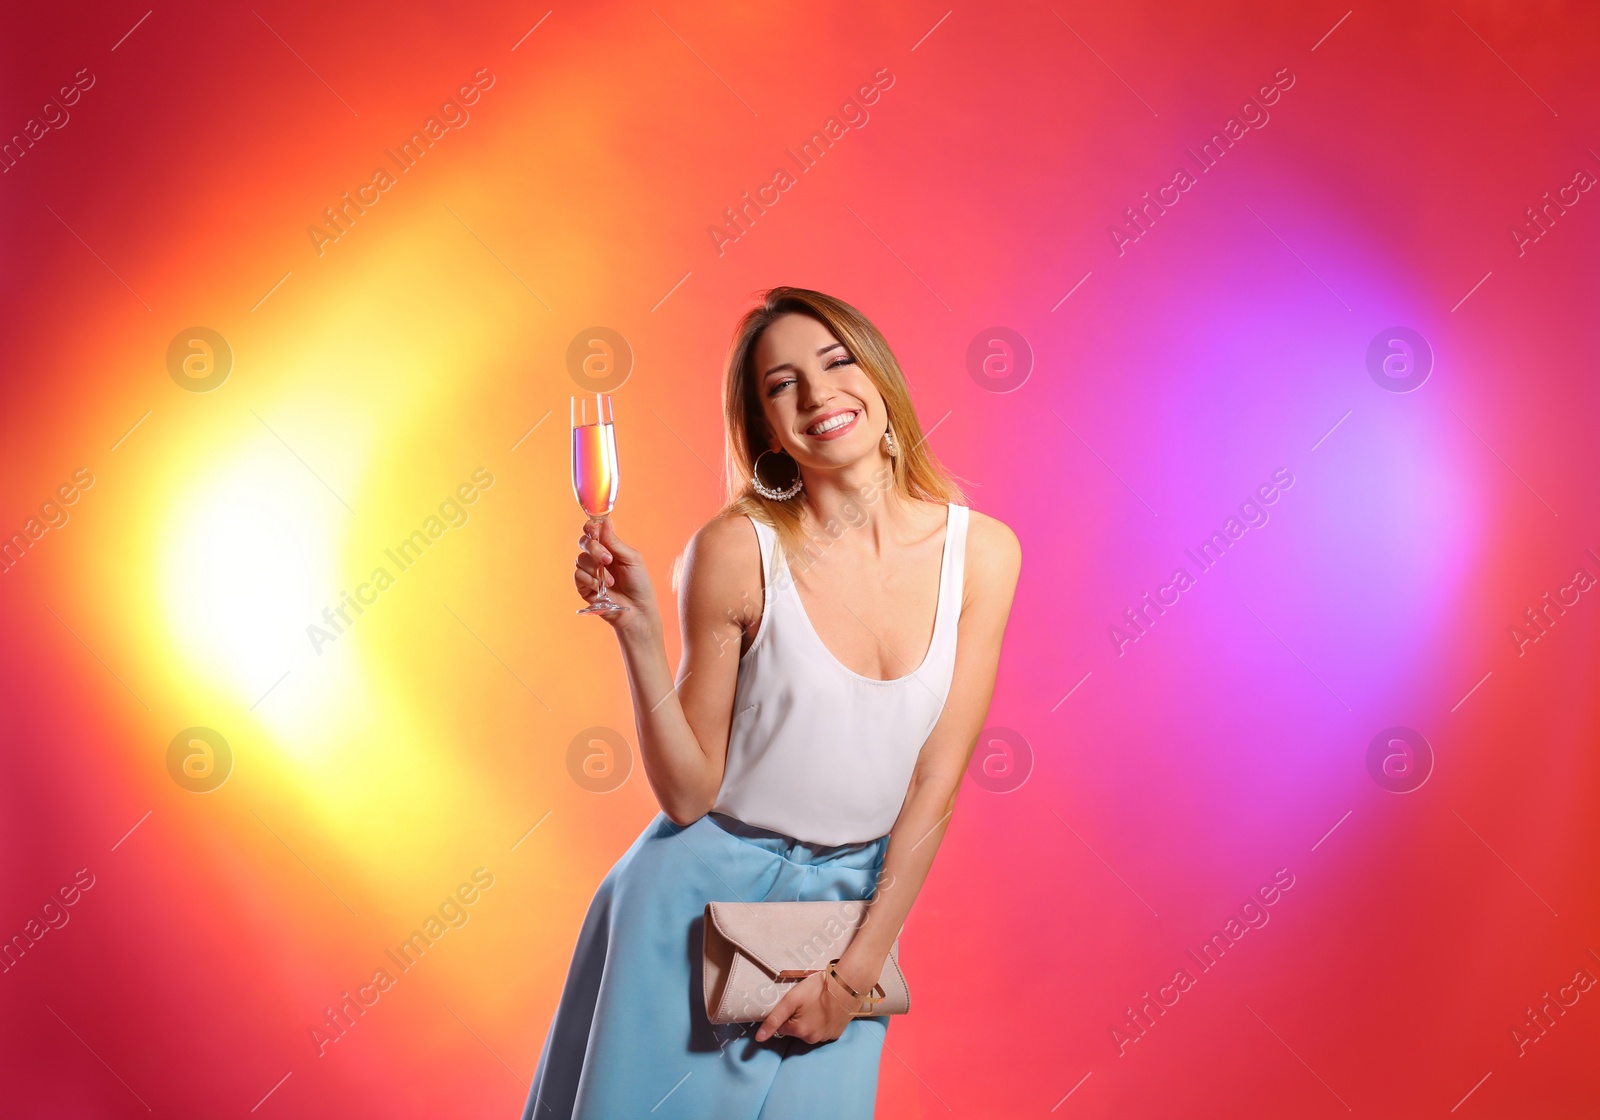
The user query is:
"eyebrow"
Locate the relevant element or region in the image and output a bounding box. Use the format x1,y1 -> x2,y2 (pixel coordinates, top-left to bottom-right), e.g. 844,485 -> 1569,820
762,342 -> 846,380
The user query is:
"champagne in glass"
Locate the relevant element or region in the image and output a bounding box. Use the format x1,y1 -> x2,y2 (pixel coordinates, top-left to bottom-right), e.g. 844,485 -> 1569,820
571,392 -> 629,614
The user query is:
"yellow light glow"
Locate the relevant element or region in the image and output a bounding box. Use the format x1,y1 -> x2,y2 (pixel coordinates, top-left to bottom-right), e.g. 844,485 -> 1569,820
160,447 -> 341,715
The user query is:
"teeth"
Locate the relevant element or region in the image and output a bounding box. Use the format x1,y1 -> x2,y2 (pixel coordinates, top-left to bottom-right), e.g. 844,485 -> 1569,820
809,411 -> 856,435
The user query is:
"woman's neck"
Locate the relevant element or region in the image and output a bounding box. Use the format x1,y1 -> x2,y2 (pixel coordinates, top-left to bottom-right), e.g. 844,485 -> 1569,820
794,459 -> 932,558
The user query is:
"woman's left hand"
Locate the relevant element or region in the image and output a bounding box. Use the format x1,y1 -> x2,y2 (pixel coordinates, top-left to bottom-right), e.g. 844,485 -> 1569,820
754,970 -> 860,1045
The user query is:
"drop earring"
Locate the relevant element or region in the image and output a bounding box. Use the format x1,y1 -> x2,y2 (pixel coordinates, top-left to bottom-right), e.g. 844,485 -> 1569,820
751,448 -> 804,500
882,422 -> 899,458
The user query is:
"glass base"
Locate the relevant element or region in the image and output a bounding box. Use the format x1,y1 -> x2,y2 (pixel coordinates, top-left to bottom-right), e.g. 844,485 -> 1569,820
577,597 -> 630,615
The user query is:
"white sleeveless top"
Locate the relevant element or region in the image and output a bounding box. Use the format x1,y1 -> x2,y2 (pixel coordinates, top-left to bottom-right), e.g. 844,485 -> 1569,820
710,503 -> 969,845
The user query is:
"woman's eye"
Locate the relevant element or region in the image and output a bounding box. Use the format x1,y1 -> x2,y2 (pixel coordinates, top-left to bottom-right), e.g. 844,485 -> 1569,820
766,356 -> 851,396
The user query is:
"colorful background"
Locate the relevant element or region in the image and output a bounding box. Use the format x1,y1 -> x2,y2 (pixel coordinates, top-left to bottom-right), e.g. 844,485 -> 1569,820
2,1 -> 1597,1116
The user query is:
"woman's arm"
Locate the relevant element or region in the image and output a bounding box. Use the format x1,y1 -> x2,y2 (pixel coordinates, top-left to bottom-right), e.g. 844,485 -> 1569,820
755,511 -> 1022,1043
577,512 -> 760,825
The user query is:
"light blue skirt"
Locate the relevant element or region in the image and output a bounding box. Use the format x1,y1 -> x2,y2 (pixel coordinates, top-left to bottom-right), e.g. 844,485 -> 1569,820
522,811 -> 890,1119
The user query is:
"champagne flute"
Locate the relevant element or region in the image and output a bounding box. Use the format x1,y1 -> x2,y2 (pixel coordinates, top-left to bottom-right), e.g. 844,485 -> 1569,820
571,392 -> 629,614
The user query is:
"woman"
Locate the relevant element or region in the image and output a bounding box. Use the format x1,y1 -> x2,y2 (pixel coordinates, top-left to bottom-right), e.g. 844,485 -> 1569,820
524,286 -> 1020,1119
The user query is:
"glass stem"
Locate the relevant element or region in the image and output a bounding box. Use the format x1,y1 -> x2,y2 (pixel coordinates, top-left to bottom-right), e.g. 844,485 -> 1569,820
594,521 -> 611,603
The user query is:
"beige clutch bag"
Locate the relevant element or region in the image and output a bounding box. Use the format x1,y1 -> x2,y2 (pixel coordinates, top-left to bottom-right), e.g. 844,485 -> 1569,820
701,900 -> 910,1024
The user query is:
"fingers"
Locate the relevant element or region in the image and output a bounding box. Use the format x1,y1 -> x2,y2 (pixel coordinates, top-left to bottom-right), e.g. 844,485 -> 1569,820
574,549 -> 612,580
573,560 -> 612,592
755,990 -> 800,1042
592,515 -> 639,562
754,976 -> 850,1045
577,529 -> 613,566
574,523 -> 614,591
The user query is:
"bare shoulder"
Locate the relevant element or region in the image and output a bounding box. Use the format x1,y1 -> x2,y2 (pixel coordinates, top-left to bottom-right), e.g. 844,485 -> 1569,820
680,510 -> 763,628
953,505 -> 1017,611
966,502 -> 1017,582
687,509 -> 760,558
953,508 -> 1017,640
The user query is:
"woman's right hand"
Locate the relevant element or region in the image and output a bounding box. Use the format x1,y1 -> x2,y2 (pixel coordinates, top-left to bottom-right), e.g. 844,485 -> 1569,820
575,514 -> 658,635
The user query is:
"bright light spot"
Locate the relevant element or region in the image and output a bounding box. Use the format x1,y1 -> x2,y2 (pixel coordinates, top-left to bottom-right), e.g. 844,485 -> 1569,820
161,451 -> 339,707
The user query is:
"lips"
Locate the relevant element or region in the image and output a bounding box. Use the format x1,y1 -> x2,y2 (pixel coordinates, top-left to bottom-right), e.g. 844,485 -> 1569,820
804,409 -> 860,439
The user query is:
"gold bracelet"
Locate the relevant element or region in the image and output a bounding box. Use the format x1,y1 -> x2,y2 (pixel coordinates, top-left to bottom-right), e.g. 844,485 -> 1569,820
826,959 -> 886,1007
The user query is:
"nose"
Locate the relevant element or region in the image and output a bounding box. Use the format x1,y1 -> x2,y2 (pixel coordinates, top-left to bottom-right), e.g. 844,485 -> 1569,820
796,372 -> 833,412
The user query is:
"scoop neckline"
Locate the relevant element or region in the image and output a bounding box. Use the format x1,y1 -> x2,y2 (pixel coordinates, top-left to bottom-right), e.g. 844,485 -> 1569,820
777,503 -> 956,685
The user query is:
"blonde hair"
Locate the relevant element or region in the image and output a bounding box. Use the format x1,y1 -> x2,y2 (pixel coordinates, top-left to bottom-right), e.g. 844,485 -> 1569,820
718,286 -> 967,572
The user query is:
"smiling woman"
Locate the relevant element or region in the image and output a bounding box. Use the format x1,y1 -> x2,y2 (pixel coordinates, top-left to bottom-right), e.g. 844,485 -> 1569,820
526,286 -> 1021,1119
721,288 -> 966,568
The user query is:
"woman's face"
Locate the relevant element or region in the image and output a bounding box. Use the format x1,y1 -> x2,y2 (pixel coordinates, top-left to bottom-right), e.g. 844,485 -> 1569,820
751,312 -> 888,469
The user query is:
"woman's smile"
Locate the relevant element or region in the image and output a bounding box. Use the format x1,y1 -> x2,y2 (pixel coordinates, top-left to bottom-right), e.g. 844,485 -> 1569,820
803,407 -> 861,440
